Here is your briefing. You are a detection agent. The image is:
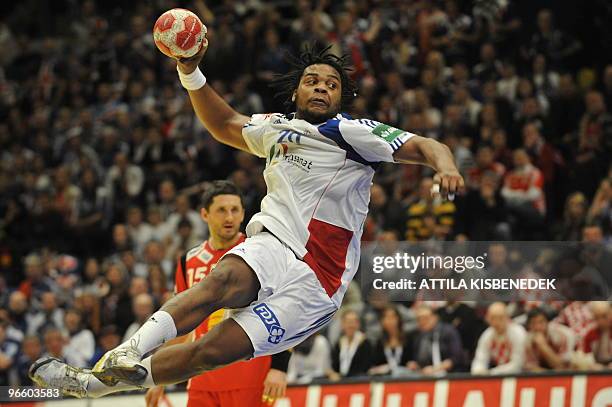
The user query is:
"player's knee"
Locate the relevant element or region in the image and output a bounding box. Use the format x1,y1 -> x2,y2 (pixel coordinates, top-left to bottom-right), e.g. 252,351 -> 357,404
192,341 -> 232,372
194,256 -> 258,309
192,266 -> 232,306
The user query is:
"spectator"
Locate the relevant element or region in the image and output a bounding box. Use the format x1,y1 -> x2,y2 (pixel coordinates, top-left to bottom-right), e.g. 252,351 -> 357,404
501,149 -> 546,238
72,168 -> 109,256
554,301 -> 595,348
0,322 -> 18,386
369,306 -> 413,376
165,194 -> 206,240
146,206 -> 171,243
147,264 -> 169,305
26,291 -> 64,336
166,218 -> 200,263
18,253 -> 55,307
90,325 -> 121,367
437,302 -> 486,358
581,224 -> 612,288
581,302 -> 612,369
100,262 -> 131,334
62,309 -> 95,368
472,302 -> 527,375
522,123 -> 564,217
125,206 -> 153,254
440,133 -> 473,175
465,145 -> 505,190
554,192 -> 588,241
532,54 -> 559,99
472,43 -> 502,83
42,328 -> 66,362
123,293 -> 154,343
329,310 -> 372,381
403,177 -> 456,241
527,9 -> 581,71
548,74 -> 584,142
603,65 -> 612,110
16,335 -> 42,385
571,91 -> 611,199
588,178 -> 611,237
105,152 -> 144,221
368,184 -> 404,232
7,291 -> 28,337
524,308 -> 575,371
459,171 -> 509,240
287,333 -> 332,384
156,180 -> 177,221
407,304 -> 464,375
51,166 -> 81,224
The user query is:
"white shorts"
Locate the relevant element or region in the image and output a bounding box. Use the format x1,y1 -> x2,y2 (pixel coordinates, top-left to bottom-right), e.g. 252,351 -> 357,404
223,232 -> 338,357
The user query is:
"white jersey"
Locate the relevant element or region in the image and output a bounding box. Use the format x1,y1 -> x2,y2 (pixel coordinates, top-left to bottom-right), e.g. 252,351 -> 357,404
242,112 -> 415,306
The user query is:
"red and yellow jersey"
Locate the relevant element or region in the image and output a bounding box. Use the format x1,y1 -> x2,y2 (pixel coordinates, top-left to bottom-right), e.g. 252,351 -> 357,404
175,234 -> 272,391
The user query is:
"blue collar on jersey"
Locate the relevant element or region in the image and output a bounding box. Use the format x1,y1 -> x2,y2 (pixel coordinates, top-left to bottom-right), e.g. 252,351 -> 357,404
286,112 -> 352,121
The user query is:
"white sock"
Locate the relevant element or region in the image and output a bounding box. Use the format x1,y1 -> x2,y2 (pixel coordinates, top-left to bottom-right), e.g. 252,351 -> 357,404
86,375 -> 141,398
119,311 -> 177,355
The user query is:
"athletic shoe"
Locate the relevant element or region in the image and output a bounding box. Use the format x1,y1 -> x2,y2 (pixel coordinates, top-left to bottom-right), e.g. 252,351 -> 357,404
29,357 -> 90,398
92,339 -> 147,386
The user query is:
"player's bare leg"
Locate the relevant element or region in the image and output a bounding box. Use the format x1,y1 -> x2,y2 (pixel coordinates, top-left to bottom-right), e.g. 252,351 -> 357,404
150,318 -> 254,384
93,255 -> 259,384
30,255 -> 260,396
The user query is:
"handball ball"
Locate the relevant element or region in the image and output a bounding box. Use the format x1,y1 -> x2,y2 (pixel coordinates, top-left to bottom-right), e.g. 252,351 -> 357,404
153,9 -> 207,59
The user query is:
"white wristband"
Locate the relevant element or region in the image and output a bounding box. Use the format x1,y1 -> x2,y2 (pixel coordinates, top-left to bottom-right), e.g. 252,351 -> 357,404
177,66 -> 207,90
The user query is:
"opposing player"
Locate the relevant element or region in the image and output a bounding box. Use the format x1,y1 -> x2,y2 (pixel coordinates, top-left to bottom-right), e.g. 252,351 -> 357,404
30,42 -> 464,398
146,181 -> 289,406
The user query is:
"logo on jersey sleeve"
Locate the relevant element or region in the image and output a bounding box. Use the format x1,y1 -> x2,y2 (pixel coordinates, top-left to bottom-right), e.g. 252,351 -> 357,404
253,303 -> 286,344
372,124 -> 405,143
358,119 -> 405,143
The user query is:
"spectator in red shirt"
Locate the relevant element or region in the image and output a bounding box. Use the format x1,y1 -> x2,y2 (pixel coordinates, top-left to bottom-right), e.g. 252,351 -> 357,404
524,308 -> 575,371
502,149 -> 546,238
582,302 -> 612,369
465,145 -> 505,190
522,122 -> 564,217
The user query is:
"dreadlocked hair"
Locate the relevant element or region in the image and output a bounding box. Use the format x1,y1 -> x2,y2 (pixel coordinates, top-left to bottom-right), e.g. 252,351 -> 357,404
270,43 -> 357,112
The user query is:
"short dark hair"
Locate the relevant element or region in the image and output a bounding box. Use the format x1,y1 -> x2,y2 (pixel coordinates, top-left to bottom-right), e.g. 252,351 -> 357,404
526,307 -> 549,325
201,181 -> 243,210
270,43 -> 357,112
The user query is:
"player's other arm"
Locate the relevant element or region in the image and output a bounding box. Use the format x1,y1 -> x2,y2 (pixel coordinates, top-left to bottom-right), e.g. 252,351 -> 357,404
176,47 -> 251,153
394,135 -> 464,198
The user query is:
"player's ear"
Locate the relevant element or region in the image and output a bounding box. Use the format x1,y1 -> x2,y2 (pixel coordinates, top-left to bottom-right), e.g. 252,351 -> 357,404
200,207 -> 209,223
291,92 -> 296,102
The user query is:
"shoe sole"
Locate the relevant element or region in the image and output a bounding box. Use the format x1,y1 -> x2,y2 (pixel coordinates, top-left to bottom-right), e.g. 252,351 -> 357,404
92,363 -> 148,387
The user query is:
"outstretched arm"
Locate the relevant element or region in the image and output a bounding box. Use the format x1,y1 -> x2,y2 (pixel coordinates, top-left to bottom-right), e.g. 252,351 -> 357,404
176,45 -> 251,153
394,135 -> 464,198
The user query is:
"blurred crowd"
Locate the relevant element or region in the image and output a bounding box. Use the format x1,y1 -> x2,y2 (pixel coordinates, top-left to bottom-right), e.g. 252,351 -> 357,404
1,0 -> 611,386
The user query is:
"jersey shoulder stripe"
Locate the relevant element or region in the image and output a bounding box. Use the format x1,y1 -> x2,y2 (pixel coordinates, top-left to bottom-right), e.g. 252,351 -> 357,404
317,118 -> 378,167
185,244 -> 203,261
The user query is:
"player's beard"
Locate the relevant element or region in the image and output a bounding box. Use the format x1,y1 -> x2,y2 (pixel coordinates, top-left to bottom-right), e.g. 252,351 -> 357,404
296,104 -> 340,124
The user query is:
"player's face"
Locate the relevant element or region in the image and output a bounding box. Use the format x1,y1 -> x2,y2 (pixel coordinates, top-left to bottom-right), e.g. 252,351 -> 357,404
201,194 -> 244,241
294,64 -> 342,123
